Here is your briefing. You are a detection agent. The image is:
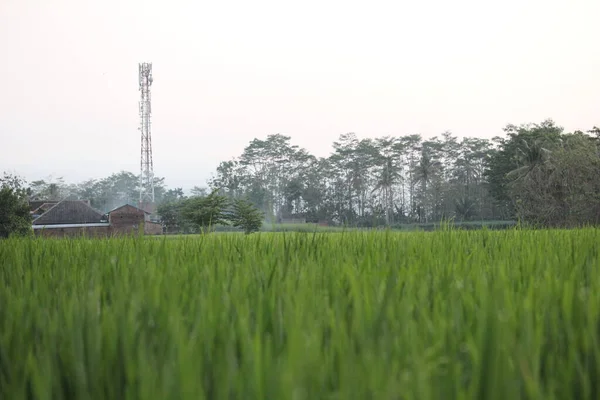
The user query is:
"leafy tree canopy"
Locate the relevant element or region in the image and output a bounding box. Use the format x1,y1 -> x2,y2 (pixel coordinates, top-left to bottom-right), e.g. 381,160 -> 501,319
228,198 -> 264,234
0,172 -> 32,238
180,190 -> 230,232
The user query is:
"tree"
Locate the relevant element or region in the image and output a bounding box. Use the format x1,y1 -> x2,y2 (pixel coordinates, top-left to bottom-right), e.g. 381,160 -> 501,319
504,132 -> 600,227
228,198 -> 264,234
486,119 -> 563,218
156,200 -> 185,234
452,137 -> 493,220
329,133 -> 377,224
71,171 -> 139,212
201,131 -> 500,227
190,186 -> 208,197
237,134 -> 312,222
398,134 -> 423,222
180,190 -> 229,232
412,145 -> 443,222
161,188 -> 186,204
372,137 -> 403,225
550,133 -> 600,226
0,173 -> 32,238
1,172 -> 29,195
208,160 -> 243,198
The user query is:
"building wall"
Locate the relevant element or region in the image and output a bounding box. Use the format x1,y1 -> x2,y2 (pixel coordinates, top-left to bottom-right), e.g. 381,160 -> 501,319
111,225 -> 144,236
34,224 -> 161,238
34,226 -> 112,238
280,218 -> 306,224
109,206 -> 145,235
144,221 -> 163,235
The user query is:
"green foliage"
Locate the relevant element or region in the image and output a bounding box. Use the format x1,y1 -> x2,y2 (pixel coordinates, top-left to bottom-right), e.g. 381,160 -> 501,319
161,187 -> 186,204
2,229 -> 600,398
483,121 -> 600,227
180,189 -> 229,232
508,132 -> 600,227
0,172 -> 30,196
486,119 -> 564,216
207,129 -> 499,226
162,194 -> 264,234
228,197 -> 264,234
156,201 -> 184,233
29,177 -> 66,201
0,172 -> 32,238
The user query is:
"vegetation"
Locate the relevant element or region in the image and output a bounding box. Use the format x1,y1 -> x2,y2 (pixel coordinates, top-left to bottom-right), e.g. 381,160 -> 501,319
179,190 -> 230,232
207,120 -> 600,227
157,191 -> 265,234
228,197 -> 264,234
0,173 -> 31,238
1,229 -> 600,398
486,122 -> 600,226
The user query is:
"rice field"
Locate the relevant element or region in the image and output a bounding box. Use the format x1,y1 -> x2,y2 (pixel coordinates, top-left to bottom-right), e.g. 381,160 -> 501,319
1,229 -> 600,399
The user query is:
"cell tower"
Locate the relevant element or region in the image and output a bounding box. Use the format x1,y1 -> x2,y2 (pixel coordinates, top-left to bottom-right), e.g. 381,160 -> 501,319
138,62 -> 155,213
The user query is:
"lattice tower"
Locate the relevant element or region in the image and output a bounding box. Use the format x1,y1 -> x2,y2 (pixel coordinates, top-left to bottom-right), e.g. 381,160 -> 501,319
138,62 -> 155,210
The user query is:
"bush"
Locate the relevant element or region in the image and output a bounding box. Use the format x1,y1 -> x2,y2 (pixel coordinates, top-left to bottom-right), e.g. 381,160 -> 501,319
0,187 -> 31,238
228,198 -> 264,234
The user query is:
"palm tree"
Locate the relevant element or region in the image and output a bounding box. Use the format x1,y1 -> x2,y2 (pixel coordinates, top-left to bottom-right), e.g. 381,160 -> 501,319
506,139 -> 556,224
506,139 -> 553,182
455,197 -> 476,221
372,157 -> 402,225
412,149 -> 442,222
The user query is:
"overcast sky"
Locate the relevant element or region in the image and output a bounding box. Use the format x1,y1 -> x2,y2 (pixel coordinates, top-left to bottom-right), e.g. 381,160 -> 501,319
1,0 -> 599,191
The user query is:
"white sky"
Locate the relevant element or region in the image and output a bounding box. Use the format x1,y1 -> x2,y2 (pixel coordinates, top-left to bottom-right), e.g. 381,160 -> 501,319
1,0 -> 599,190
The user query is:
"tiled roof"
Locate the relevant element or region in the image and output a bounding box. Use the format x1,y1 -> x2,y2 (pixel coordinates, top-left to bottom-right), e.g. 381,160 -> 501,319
29,200 -> 58,212
32,200 -> 105,225
108,204 -> 150,214
31,202 -> 57,215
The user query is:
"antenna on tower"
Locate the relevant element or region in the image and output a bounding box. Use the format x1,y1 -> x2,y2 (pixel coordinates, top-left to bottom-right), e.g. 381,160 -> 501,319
138,62 -> 155,213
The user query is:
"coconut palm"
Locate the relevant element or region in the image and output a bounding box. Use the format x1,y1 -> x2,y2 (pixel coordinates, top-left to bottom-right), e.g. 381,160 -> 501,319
372,157 -> 402,225
413,149 -> 443,222
506,139 -> 553,182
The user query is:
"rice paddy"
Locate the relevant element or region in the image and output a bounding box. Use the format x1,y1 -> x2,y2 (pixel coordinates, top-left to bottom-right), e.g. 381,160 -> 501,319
1,229 -> 599,399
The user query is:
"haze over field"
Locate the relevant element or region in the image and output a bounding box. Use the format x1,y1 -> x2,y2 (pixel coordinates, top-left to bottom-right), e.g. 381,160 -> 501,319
1,0 -> 599,190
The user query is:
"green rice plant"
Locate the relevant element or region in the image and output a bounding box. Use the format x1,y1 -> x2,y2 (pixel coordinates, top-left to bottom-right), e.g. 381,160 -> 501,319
1,229 -> 599,399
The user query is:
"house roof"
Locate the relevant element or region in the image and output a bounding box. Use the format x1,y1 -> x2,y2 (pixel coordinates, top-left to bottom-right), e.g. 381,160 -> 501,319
29,200 -> 58,212
108,204 -> 150,214
31,202 -> 58,215
32,200 -> 105,225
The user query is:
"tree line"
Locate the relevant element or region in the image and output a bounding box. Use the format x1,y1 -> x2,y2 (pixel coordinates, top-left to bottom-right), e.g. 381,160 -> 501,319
205,119 -> 600,228
2,118 -> 600,236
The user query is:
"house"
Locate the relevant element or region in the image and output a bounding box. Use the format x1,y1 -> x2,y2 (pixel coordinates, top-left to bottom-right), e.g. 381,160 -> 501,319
31,200 -> 110,237
31,200 -> 162,237
107,204 -> 162,235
